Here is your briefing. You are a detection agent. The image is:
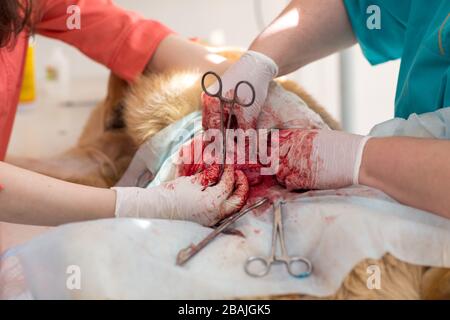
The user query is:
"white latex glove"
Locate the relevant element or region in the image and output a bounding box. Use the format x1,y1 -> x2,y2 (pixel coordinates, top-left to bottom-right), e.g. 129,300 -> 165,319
276,129 -> 371,190
113,165 -> 249,226
257,81 -> 329,130
202,51 -> 278,130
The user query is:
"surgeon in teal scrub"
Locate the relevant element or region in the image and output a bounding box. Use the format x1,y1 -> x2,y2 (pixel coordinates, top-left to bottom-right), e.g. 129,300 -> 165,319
201,0 -> 450,218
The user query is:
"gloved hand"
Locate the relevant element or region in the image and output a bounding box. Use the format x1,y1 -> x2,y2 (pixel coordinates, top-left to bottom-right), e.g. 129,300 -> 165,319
257,81 -> 329,130
113,165 -> 249,226
202,51 -> 278,130
276,129 -> 371,190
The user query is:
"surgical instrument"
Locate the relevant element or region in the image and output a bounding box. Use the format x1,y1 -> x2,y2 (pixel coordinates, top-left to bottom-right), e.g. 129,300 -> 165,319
176,197 -> 268,266
245,201 -> 312,278
201,71 -> 256,182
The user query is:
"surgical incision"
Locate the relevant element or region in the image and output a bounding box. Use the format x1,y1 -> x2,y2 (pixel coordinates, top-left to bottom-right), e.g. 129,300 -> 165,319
175,128 -> 318,206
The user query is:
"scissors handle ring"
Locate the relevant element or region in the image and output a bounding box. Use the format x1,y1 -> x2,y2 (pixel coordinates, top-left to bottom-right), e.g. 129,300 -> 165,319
201,71 -> 223,98
234,80 -> 256,107
244,256 -> 271,277
286,256 -> 313,278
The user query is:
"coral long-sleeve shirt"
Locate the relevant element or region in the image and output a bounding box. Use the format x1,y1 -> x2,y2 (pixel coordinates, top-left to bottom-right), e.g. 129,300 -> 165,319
0,0 -> 173,160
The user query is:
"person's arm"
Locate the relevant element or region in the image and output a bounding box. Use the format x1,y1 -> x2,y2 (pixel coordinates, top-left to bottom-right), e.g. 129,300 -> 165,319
276,129 -> 450,219
202,0 -> 356,130
36,0 -> 230,82
0,162 -> 115,226
144,34 -> 231,76
249,0 -> 356,76
359,137 -> 450,218
0,162 -> 248,227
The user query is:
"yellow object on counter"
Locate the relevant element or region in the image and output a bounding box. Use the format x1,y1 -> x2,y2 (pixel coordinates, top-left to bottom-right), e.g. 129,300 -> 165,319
19,43 -> 36,103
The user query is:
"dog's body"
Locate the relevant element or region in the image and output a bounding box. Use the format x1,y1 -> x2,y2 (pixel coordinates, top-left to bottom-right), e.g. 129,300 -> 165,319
7,75 -> 136,187
6,50 -> 450,299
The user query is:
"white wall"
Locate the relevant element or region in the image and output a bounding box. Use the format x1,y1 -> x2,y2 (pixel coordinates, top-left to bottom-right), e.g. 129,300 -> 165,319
33,0 -> 400,135
342,47 -> 400,134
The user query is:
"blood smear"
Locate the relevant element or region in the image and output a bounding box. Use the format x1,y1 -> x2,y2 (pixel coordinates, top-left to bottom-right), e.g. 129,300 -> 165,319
177,130 -> 311,212
177,134 -> 269,187
277,130 -> 318,190
198,164 -> 221,187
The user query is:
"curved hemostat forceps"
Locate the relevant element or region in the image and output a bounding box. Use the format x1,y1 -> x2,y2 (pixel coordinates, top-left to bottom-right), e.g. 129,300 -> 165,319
201,71 -> 256,184
245,201 -> 313,278
176,198 -> 268,266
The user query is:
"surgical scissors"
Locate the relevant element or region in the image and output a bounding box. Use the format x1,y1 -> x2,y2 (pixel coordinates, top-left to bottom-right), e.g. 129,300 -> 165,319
201,71 -> 256,181
245,201 -> 312,278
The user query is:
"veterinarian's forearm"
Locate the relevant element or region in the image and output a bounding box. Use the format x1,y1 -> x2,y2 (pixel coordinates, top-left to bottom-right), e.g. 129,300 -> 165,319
249,0 -> 356,75
146,35 -> 231,75
359,137 -> 450,219
0,162 -> 115,226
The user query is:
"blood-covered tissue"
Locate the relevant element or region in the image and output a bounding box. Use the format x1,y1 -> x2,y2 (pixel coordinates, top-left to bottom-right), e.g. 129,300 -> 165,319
176,128 -> 312,206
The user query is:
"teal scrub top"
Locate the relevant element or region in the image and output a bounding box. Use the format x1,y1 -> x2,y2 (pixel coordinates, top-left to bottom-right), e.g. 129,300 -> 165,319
343,0 -> 450,119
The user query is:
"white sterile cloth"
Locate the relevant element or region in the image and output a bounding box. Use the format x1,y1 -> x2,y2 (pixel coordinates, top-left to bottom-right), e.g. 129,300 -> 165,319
1,103 -> 450,299
2,187 -> 450,300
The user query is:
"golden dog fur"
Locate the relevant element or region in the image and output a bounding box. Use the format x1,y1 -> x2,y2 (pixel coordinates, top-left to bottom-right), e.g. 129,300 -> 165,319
7,49 -> 450,299
8,75 -> 136,188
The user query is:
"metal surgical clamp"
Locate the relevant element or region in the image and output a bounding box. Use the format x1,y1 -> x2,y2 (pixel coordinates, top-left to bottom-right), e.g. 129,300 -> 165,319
201,71 -> 256,183
176,198 -> 268,266
245,201 -> 312,278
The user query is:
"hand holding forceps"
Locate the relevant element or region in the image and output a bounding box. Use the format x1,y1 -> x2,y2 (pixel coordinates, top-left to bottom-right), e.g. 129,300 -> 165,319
201,71 -> 256,181
245,201 -> 313,278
